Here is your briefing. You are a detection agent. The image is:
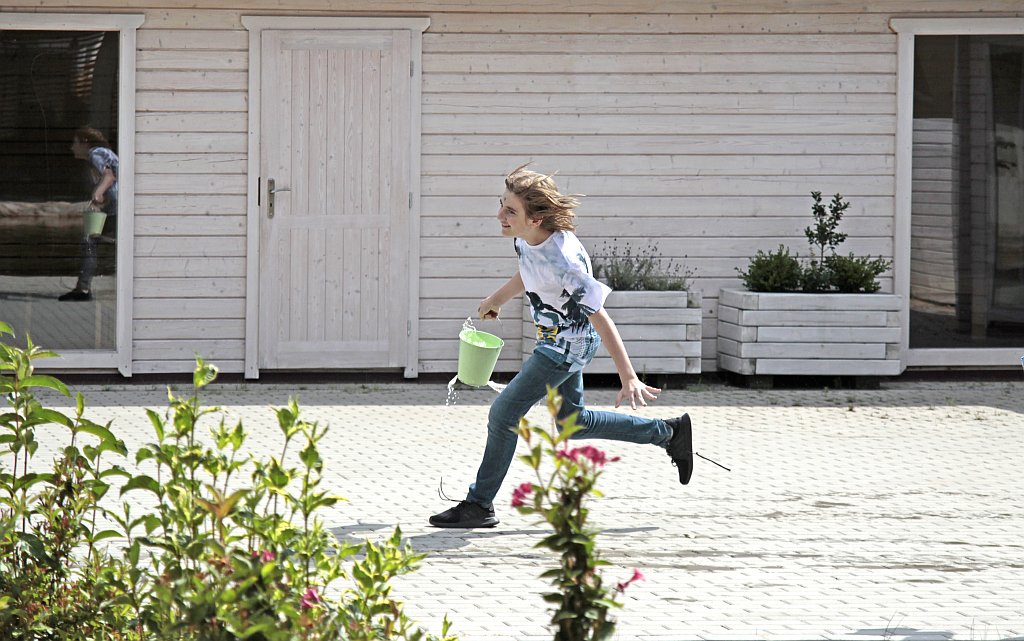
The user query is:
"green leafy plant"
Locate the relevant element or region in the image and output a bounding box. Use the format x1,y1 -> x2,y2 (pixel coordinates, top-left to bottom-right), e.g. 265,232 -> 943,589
0,321 -> 135,640
737,192 -> 891,293
735,245 -> 802,292
1,323 -> 456,641
513,387 -> 645,641
592,241 -> 692,291
804,191 -> 849,264
825,253 -> 892,294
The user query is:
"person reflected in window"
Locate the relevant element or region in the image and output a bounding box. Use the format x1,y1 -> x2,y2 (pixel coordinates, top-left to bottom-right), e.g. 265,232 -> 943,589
59,127 -> 118,302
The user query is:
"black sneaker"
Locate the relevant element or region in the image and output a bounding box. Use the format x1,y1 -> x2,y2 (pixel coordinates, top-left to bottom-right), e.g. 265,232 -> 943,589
58,289 -> 92,301
665,414 -> 694,485
429,501 -> 498,528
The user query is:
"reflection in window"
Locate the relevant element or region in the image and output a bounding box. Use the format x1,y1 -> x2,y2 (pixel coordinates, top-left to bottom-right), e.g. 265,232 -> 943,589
910,35 -> 1024,349
0,30 -> 119,351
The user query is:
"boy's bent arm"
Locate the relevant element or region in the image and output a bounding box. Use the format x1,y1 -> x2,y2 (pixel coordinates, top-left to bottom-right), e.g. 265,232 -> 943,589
93,168 -> 115,204
479,272 -> 526,320
589,308 -> 661,410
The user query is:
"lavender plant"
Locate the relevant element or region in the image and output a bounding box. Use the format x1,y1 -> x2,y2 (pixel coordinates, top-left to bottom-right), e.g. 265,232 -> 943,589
592,241 -> 692,291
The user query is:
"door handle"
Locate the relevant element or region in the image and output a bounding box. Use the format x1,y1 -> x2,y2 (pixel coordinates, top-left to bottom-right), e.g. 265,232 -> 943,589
267,178 -> 291,218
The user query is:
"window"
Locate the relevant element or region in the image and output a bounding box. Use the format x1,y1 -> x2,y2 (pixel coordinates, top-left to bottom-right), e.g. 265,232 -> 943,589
893,19 -> 1024,368
0,14 -> 141,373
910,35 -> 1024,349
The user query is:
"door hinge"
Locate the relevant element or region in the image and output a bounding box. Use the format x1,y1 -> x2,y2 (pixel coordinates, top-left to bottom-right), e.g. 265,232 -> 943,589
410,61 -> 414,77
409,192 -> 413,209
407,320 -> 411,336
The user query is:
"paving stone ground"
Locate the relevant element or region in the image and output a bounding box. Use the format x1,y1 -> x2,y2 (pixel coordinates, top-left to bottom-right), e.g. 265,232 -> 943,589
30,378 -> 1024,641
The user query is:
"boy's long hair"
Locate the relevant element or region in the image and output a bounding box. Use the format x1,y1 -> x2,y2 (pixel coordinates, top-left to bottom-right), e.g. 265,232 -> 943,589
505,163 -> 582,232
75,126 -> 110,150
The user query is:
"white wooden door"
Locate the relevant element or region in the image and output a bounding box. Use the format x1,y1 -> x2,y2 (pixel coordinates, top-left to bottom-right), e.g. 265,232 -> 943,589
259,29 -> 410,369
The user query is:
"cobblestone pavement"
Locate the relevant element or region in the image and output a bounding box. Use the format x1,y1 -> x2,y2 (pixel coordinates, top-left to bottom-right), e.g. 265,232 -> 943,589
32,378 -> 1024,641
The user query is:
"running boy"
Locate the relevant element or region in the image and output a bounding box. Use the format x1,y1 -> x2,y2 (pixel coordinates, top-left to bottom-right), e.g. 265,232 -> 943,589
429,165 -> 693,529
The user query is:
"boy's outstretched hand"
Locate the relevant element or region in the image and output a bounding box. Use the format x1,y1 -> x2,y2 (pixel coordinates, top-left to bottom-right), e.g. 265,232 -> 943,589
616,377 -> 661,410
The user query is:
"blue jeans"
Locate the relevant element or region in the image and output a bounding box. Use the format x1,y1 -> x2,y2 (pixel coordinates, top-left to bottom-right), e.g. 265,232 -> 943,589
466,349 -> 672,508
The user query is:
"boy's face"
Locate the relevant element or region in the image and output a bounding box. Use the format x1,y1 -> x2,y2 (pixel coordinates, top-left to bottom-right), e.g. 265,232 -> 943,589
496,189 -> 539,240
71,138 -> 89,159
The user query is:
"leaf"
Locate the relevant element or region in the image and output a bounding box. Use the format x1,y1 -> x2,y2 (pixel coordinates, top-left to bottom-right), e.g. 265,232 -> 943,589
33,408 -> 73,428
146,409 -> 165,442
299,440 -> 321,470
193,356 -> 219,389
119,475 -> 162,498
0,321 -> 12,337
141,515 -> 161,535
89,529 -> 122,543
77,421 -> 118,445
20,375 -> 70,397
13,473 -> 45,493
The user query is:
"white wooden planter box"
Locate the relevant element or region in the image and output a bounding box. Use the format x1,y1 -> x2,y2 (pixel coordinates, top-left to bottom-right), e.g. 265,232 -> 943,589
716,289 -> 903,377
522,290 -> 702,375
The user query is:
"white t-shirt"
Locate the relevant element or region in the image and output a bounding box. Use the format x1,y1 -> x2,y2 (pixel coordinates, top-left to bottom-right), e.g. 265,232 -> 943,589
515,230 -> 612,371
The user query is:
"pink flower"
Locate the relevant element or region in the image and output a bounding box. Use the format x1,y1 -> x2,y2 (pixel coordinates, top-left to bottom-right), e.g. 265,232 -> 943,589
251,550 -> 276,563
556,447 -> 580,463
511,482 -> 533,507
300,587 -> 324,610
617,568 -> 645,592
557,446 -> 620,468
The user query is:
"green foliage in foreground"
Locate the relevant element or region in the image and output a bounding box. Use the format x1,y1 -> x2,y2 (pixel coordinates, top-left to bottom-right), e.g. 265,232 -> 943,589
512,387 -> 645,641
0,321 -> 455,641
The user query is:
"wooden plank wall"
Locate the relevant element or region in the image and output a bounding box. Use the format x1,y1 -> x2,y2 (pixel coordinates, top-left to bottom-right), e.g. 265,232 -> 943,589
11,1 -> 1019,375
417,9 -> 900,374
134,25 -> 249,374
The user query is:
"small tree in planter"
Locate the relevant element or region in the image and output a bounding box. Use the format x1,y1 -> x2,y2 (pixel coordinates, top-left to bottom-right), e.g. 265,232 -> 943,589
720,193 -> 902,385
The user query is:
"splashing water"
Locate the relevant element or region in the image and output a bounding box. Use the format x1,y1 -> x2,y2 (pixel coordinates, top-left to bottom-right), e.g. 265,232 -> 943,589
437,374 -> 461,501
459,317 -> 491,347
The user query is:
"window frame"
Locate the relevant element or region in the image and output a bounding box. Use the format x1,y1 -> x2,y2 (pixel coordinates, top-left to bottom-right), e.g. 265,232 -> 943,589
2,13 -> 143,376
891,17 -> 1024,369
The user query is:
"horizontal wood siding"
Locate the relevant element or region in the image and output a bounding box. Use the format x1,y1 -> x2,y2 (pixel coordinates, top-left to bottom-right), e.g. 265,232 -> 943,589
418,9 -> 901,374
12,1 -> 1008,375
134,26 -> 250,373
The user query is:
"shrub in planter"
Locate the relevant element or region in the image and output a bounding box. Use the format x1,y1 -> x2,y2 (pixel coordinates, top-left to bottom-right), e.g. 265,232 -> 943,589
721,193 -> 902,380
735,245 -> 801,293
736,192 -> 891,293
825,254 -> 893,294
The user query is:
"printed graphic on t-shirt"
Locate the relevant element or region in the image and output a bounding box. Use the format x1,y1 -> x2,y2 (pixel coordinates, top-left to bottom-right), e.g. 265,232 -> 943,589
515,231 -> 611,370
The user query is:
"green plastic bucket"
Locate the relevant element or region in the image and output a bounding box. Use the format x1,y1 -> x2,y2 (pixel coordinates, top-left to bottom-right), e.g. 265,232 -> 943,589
83,208 -> 107,237
457,329 -> 504,387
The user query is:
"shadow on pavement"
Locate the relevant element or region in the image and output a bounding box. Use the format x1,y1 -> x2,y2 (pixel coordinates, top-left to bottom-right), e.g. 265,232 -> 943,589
329,524 -> 659,554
